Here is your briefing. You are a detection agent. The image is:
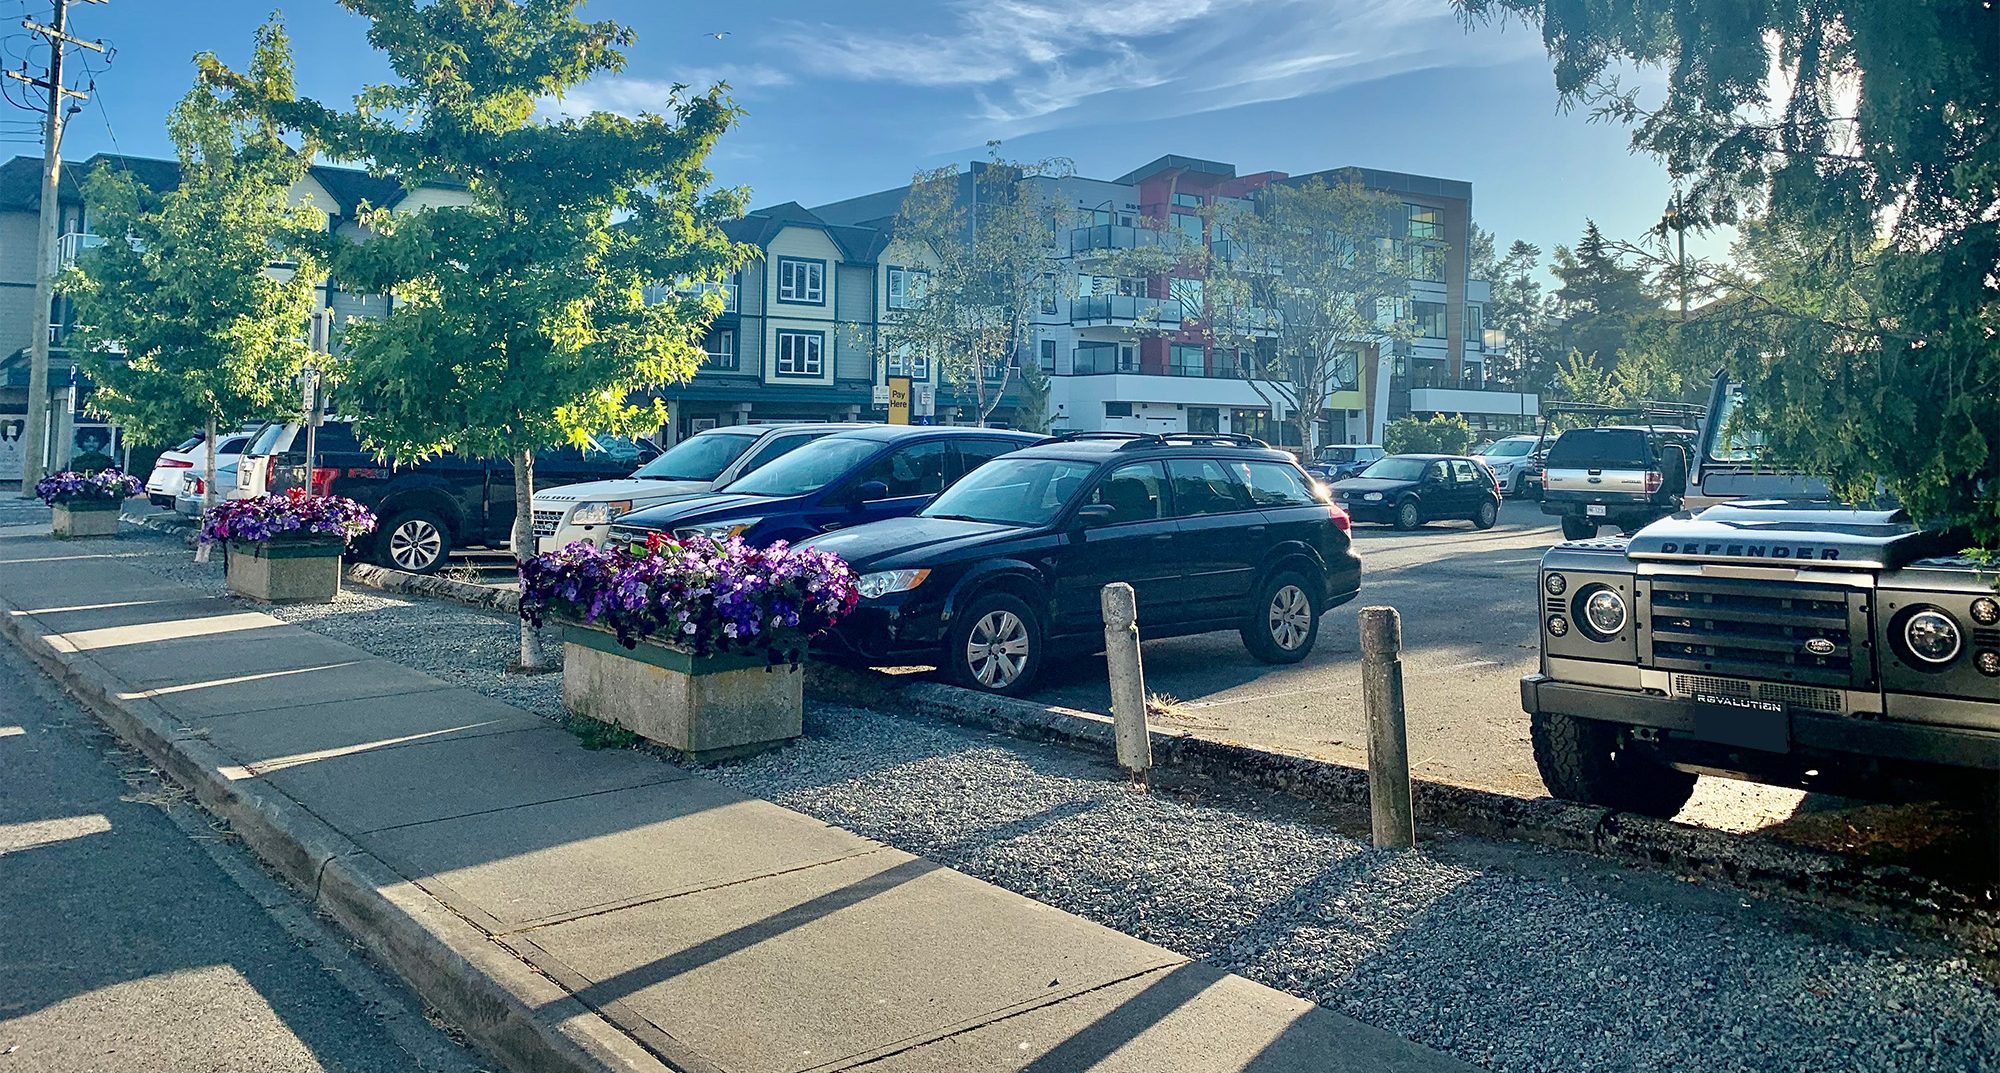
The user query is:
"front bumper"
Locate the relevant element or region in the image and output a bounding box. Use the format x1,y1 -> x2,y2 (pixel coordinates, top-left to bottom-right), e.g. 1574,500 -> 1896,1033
536,519 -> 615,554
816,591 -> 950,664
1521,674 -> 2000,772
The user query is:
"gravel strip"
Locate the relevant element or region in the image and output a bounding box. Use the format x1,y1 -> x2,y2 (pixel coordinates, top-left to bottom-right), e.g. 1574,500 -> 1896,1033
112,529 -> 2000,1073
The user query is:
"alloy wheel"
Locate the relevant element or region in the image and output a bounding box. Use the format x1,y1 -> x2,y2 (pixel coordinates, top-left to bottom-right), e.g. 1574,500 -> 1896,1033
965,610 -> 1030,688
1268,584 -> 1312,651
390,519 -> 444,571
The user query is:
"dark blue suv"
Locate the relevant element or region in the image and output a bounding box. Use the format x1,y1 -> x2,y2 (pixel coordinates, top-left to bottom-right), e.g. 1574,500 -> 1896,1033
607,425 -> 1042,548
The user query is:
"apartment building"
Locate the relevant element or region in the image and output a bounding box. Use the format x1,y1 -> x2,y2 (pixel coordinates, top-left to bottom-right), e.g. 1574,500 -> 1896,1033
0,152 -> 472,475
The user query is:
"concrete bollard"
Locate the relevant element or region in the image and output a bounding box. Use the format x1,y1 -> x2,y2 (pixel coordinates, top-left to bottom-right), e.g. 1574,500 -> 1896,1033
1360,606 -> 1415,849
1101,582 -> 1153,783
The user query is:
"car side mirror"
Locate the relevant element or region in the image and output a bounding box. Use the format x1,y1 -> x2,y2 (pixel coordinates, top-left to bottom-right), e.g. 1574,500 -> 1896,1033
1072,503 -> 1116,528
854,480 -> 890,504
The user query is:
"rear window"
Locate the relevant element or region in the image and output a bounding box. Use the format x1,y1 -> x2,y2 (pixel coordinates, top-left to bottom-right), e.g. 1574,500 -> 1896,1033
173,434 -> 204,453
1236,460 -> 1321,507
1548,428 -> 1650,469
247,423 -> 297,457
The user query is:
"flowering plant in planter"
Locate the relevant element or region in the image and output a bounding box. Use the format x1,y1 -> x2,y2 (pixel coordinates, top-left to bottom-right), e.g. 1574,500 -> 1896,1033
35,469 -> 143,506
519,532 -> 860,665
199,487 -> 378,545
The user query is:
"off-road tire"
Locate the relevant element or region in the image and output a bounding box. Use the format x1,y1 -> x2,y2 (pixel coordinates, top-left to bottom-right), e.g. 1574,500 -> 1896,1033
1393,499 -> 1422,530
1560,516 -> 1598,541
948,592 -> 1043,696
1242,569 -> 1321,664
1531,709 -> 1696,818
1472,499 -> 1499,529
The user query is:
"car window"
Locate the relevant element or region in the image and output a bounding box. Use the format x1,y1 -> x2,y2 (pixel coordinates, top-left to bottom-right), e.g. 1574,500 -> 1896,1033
1086,461 -> 1170,524
742,432 -> 820,473
954,436 -> 1023,478
1450,459 -> 1481,485
725,437 -> 880,496
853,439 -> 952,498
216,435 -> 253,455
1167,458 -> 1253,516
1548,428 -> 1651,468
1428,461 -> 1450,483
172,434 -> 204,453
1237,460 -> 1320,506
925,457 -> 1098,527
636,432 -> 759,481
1479,439 -> 1534,458
247,423 -> 295,457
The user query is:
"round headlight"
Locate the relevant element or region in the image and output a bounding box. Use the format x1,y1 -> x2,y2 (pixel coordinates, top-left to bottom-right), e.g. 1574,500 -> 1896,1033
1976,650 -> 2000,678
1579,586 -> 1628,639
1544,572 -> 1568,596
1902,608 -> 1962,666
1547,614 -> 1569,637
1972,597 -> 1999,626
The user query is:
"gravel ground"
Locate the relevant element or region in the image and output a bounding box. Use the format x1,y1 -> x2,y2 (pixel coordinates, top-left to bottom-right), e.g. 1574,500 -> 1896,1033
114,529 -> 2000,1073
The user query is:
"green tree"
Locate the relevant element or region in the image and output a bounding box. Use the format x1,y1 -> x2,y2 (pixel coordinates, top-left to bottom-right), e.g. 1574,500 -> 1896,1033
63,21 -> 321,509
1012,359 -> 1053,434
208,0 -> 751,668
1206,174 -> 1414,455
1483,239 -> 1554,391
1457,0 -> 2000,544
1547,222 -> 1659,370
882,151 -> 1073,426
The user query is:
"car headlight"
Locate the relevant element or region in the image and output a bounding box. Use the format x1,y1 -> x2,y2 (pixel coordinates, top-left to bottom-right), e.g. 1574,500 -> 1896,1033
1544,572 -> 1568,596
568,500 -> 633,526
1577,585 -> 1627,640
1363,492 -> 1384,502
1971,597 -> 1999,627
675,518 -> 761,541
856,568 -> 931,599
1902,608 -> 1962,666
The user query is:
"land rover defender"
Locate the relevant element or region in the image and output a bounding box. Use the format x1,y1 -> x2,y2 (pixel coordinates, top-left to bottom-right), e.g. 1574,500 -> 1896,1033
1522,375 -> 2000,817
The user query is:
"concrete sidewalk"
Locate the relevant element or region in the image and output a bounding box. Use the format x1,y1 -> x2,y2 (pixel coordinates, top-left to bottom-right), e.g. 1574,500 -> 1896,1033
0,530 -> 1473,1073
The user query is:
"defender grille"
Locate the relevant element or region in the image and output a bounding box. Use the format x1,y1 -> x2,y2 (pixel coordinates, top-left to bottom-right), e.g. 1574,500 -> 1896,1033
1670,674 -> 1844,715
1647,577 -> 1864,688
531,509 -> 564,538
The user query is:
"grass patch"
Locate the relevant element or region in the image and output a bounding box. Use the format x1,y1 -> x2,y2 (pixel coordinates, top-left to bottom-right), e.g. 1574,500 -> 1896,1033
568,714 -> 641,750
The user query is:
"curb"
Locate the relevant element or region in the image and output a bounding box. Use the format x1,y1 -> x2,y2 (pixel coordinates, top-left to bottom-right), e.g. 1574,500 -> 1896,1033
0,590 -> 673,1073
347,561 -> 522,615
807,664 -> 2000,951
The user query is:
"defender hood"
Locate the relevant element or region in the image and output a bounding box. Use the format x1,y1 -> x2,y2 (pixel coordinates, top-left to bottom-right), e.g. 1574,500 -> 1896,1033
1624,501 -> 1949,569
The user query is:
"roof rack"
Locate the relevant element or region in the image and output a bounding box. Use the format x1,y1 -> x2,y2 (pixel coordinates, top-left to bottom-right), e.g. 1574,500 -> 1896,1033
1041,431 -> 1273,450
1148,432 -> 1269,449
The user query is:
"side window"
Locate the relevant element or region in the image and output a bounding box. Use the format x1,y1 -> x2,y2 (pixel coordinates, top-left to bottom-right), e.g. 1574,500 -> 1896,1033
743,433 -> 816,473
1086,461 -> 1169,525
1167,458 -> 1253,516
953,437 -> 1022,481
1238,461 -> 1320,506
1427,461 -> 1450,484
1450,459 -> 1480,486
855,440 -> 952,498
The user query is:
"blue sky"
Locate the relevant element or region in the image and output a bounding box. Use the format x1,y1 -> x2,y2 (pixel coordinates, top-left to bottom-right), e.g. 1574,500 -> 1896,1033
16,0 -> 1714,272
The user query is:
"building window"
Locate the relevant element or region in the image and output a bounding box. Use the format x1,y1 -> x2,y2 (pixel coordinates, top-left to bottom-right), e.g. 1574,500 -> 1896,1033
1173,193 -> 1204,208
1169,344 -> 1206,378
886,266 -> 927,310
1329,349 -> 1359,390
774,330 -> 824,378
1105,401 -> 1133,418
1230,408 -> 1271,442
1405,203 -> 1440,241
1188,406 -> 1219,434
1411,357 -> 1449,388
1412,300 -> 1447,339
1170,276 -> 1204,322
1171,212 -> 1202,242
887,352 -> 929,380
777,257 -> 825,305
1408,244 -> 1445,282
1465,304 -> 1483,347
1040,339 -> 1057,371
1075,341 -> 1136,375
1040,273 -> 1059,315
705,328 -> 737,371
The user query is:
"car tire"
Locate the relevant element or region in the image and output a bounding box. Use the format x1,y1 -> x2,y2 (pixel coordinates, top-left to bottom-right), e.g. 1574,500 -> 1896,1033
948,592 -> 1042,696
1392,499 -> 1422,531
1242,569 -> 1321,664
1472,498 -> 1499,529
1560,516 -> 1598,541
1531,709 -> 1696,819
377,509 -> 451,575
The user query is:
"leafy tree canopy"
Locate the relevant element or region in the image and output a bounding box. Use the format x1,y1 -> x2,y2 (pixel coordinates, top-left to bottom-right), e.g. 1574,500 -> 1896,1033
1384,413 -> 1475,456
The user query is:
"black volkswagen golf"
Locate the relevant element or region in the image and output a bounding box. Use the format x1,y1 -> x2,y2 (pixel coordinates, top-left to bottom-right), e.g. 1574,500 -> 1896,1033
805,433 -> 1362,695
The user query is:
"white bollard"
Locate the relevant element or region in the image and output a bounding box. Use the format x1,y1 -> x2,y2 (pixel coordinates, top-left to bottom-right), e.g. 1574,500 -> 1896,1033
1101,582 -> 1153,783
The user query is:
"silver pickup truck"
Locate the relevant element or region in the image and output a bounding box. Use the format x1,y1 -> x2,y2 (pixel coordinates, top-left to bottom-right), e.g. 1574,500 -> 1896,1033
1540,426 -> 1694,541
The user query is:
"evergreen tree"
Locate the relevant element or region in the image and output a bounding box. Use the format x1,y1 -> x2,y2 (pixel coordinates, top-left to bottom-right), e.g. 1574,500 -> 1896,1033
1547,222 -> 1659,370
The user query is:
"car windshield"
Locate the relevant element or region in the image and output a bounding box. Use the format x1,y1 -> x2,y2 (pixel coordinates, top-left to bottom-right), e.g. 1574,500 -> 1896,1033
1478,440 -> 1534,458
723,437 -> 881,497
922,457 -> 1098,527
1359,457 -> 1431,481
246,423 -> 294,456
633,432 -> 759,481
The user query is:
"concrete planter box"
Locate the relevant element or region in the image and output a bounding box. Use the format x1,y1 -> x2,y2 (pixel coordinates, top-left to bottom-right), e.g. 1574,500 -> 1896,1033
560,624 -> 803,762
226,539 -> 345,603
51,500 -> 122,539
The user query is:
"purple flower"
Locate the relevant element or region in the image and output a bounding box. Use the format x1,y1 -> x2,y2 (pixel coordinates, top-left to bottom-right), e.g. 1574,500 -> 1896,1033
35,469 -> 142,506
199,488 -> 378,546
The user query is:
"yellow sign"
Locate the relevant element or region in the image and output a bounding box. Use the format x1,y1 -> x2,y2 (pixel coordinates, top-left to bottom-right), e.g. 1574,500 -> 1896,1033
888,376 -> 912,425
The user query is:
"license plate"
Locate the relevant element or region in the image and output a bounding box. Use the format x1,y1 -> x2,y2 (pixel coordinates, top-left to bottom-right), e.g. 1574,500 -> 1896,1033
1690,694 -> 1789,753
1586,504 -> 1607,517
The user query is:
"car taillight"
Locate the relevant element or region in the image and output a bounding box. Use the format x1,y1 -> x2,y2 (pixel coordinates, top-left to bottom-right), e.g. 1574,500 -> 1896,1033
310,467 -> 338,497
1645,470 -> 1663,494
158,458 -> 193,469
1328,501 -> 1352,533
189,477 -> 205,495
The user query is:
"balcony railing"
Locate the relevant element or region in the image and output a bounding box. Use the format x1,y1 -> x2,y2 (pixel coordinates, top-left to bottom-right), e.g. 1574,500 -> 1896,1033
1071,294 -> 1171,327
647,280 -> 738,312
58,231 -> 108,265
1069,225 -> 1173,256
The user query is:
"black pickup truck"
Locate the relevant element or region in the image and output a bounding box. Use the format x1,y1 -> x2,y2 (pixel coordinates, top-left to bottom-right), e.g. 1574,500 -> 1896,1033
261,421 -> 656,573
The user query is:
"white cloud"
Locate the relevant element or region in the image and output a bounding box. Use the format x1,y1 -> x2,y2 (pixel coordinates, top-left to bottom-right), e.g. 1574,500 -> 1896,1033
537,66 -> 794,121
777,0 -> 1541,133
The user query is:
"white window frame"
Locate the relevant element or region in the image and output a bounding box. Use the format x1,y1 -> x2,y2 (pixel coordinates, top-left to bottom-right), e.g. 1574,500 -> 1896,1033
887,352 -> 930,380
705,328 -> 737,371
777,257 -> 825,305
886,265 -> 928,311
774,330 -> 825,378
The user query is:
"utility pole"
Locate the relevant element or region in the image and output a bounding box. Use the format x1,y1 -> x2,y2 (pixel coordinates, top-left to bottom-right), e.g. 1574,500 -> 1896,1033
10,0 -> 106,494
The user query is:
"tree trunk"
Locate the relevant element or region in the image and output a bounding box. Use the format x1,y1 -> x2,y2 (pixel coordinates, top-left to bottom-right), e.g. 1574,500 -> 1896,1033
202,413 -> 219,515
513,447 -> 549,672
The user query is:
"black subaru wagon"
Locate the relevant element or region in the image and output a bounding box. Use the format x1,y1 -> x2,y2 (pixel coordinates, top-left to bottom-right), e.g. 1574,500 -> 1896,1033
805,432 -> 1362,695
